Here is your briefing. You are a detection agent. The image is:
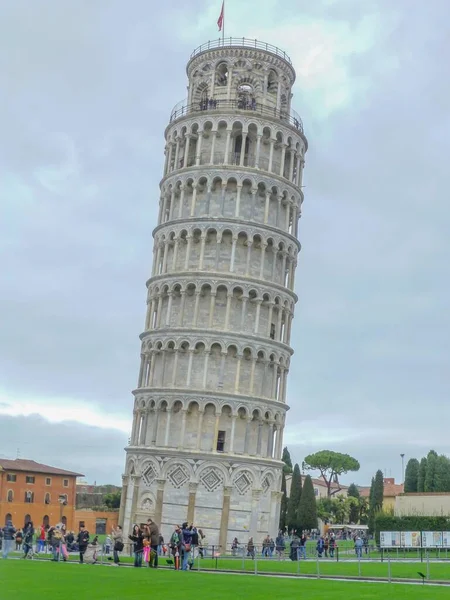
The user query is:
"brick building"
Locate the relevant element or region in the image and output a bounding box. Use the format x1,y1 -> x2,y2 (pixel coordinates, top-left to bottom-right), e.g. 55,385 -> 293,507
0,459 -> 83,530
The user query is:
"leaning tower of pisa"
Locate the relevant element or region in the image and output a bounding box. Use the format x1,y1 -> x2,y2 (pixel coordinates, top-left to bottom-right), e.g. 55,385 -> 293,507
120,38 -> 307,548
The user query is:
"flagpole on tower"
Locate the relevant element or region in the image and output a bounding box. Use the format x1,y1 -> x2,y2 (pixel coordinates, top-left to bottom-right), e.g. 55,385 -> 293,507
217,1 -> 225,45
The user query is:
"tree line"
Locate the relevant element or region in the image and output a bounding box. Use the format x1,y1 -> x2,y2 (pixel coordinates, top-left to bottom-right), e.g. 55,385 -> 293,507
404,450 -> 450,493
279,447 -> 362,531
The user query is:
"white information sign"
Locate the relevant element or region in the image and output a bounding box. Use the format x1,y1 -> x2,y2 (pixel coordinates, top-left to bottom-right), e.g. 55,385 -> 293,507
422,531 -> 443,548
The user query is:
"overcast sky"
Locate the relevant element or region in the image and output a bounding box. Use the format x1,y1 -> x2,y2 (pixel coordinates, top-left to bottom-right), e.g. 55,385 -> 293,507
1,0 -> 449,486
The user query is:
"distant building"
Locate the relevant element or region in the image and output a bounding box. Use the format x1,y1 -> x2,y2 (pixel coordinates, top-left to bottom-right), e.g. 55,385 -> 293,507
0,458 -> 83,529
285,474 -> 348,499
395,493 -> 450,517
359,477 -> 404,511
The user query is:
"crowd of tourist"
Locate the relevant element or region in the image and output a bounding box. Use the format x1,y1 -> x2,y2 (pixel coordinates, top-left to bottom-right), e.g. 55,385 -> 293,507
1,518 -> 370,566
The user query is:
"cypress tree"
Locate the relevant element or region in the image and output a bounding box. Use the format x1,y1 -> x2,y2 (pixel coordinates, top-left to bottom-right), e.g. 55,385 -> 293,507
347,483 -> 361,524
286,463 -> 302,531
404,458 -> 419,492
418,457 -> 427,492
368,470 -> 384,533
424,450 -> 438,492
373,469 -> 384,510
435,455 -> 450,492
297,474 -> 317,531
282,447 -> 293,474
279,471 -> 288,531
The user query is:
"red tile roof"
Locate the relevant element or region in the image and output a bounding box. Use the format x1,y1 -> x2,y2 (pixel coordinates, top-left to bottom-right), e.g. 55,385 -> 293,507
0,459 -> 83,477
359,481 -> 404,498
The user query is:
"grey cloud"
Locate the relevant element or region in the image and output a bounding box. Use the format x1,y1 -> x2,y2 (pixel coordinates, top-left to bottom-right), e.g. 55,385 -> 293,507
0,415 -> 127,484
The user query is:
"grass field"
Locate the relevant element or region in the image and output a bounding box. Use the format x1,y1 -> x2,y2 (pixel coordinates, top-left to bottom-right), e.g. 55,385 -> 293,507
1,561 -> 450,600
14,549 -> 450,582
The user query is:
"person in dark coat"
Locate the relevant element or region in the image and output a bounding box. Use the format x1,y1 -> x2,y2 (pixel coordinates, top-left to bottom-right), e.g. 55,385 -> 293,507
2,520 -> 16,559
76,526 -> 90,563
147,519 -> 160,568
181,522 -> 193,571
22,521 -> 34,558
129,524 -> 144,567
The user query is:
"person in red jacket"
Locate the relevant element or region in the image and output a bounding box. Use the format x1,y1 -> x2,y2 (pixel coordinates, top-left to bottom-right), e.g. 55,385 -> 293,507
37,524 -> 46,553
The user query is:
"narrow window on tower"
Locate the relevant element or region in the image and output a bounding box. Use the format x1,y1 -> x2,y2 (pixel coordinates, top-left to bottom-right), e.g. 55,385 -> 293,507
216,430 -> 226,452
270,323 -> 276,339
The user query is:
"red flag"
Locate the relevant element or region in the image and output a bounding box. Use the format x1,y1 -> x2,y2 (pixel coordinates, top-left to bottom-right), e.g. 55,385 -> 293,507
217,1 -> 224,31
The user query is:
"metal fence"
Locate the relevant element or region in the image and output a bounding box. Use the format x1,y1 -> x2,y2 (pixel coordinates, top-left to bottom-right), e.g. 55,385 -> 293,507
189,38 -> 293,66
169,99 -> 304,133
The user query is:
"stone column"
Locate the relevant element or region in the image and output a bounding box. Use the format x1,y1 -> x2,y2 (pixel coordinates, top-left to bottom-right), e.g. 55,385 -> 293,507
276,306 -> 283,341
259,243 -> 267,279
235,183 -> 242,217
224,292 -> 232,329
150,408 -> 159,445
195,133 -> 203,166
164,409 -> 172,446
224,130 -> 231,164
264,191 -> 271,224
285,201 -> 291,231
139,410 -> 148,445
289,150 -> 295,181
178,409 -> 187,449
234,355 -> 242,393
174,138 -> 181,170
255,134 -> 262,168
249,489 -> 261,539
209,131 -> 217,164
240,295 -> 248,331
172,239 -> 179,270
187,482 -> 198,524
179,291 -> 186,326
219,486 -> 233,551
256,420 -> 263,456
212,411 -> 221,452
250,188 -> 257,219
130,474 -> 140,530
208,292 -> 216,328
269,491 -> 283,539
268,139 -> 275,172
193,291 -> 201,326
199,235 -> 207,269
196,409 -> 204,450
244,417 -> 252,454
154,478 -> 166,528
254,300 -> 261,335
249,358 -> 257,395
172,350 -> 179,386
178,185 -> 185,218
279,144 -> 287,177
229,415 -> 237,453
245,241 -> 253,276
190,186 -> 197,217
137,353 -> 145,387
118,474 -> 127,526
186,350 -> 194,386
230,235 -> 238,271
165,292 -> 173,326
202,351 -> 210,388
267,422 -> 274,458
239,133 -> 247,166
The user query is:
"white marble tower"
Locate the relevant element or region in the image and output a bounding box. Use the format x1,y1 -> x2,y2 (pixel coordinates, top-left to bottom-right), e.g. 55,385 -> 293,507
120,38 -> 307,549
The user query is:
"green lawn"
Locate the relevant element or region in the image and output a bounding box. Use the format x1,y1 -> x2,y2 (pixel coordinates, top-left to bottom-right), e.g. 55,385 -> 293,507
11,549 -> 450,581
1,561 -> 450,600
